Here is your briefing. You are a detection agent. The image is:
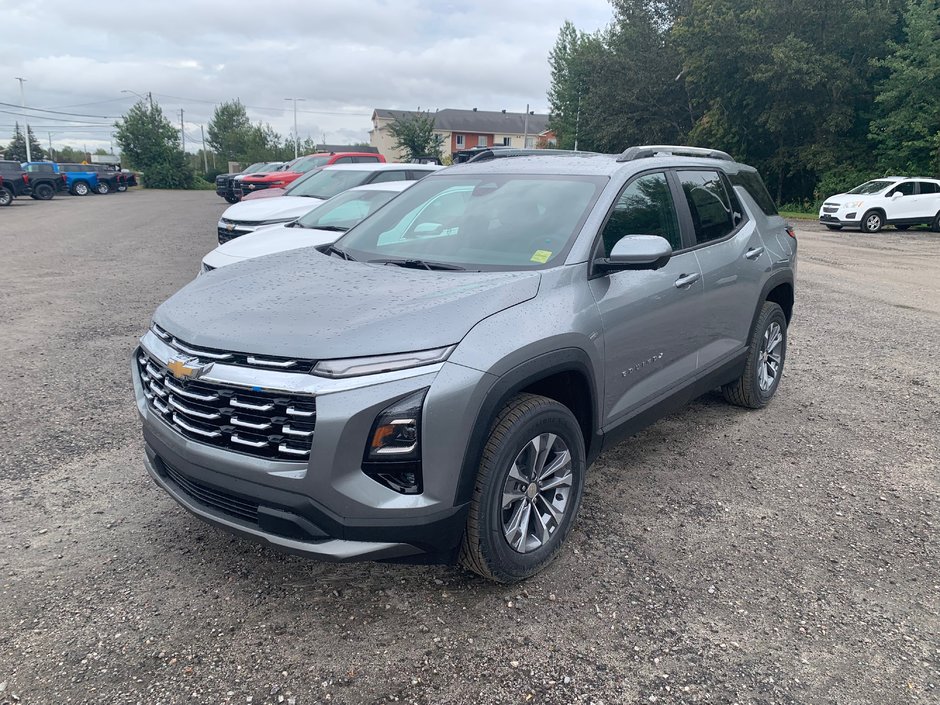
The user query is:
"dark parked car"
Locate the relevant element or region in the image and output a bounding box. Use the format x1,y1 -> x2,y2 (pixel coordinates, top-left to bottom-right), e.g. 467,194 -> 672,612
0,160 -> 31,204
21,162 -> 69,200
215,162 -> 283,204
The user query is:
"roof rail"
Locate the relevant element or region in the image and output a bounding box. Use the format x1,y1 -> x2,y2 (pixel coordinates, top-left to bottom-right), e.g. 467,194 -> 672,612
616,145 -> 733,162
466,148 -> 598,163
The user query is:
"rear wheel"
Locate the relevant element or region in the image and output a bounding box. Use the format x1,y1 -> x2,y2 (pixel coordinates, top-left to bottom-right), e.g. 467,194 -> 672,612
460,393 -> 586,583
722,301 -> 787,409
71,181 -> 90,196
861,210 -> 883,233
824,224 -> 842,231
932,212 -> 940,232
33,182 -> 55,200
0,187 -> 12,206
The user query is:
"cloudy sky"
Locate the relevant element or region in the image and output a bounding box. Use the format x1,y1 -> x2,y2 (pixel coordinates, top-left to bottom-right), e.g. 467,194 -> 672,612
0,0 -> 612,154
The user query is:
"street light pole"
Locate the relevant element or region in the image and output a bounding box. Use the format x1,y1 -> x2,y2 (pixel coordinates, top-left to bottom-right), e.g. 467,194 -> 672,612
285,98 -> 306,158
14,77 -> 31,162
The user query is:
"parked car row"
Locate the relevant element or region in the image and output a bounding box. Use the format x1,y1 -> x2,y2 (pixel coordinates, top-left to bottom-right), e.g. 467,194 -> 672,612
0,159 -> 138,206
214,151 -> 386,204
135,145 -> 798,583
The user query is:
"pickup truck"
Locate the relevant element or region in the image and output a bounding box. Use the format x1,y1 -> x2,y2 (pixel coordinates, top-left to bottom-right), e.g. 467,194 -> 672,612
0,160 -> 32,204
235,152 -> 385,199
20,162 -> 69,200
55,163 -> 103,196
216,161 -> 283,203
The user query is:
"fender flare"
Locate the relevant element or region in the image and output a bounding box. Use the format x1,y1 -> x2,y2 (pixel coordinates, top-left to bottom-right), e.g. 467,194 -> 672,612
452,347 -> 599,505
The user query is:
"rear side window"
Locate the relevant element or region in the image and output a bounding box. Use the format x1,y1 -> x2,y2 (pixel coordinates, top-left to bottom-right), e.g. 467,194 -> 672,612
26,164 -> 53,173
332,157 -> 354,164
369,170 -> 410,184
729,169 -> 778,215
600,172 -> 681,254
354,156 -> 380,163
916,181 -> 939,194
678,170 -> 738,245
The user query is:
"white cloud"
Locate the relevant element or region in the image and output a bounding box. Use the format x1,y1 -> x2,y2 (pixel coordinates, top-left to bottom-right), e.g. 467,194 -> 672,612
0,0 -> 612,153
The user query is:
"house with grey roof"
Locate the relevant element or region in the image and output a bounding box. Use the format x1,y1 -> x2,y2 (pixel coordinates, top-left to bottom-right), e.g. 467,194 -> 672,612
371,108 -> 554,161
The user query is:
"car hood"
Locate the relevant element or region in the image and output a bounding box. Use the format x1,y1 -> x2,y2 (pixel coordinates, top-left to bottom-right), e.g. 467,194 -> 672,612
203,224 -> 339,267
155,249 -> 541,359
241,187 -> 287,201
221,195 -> 324,222
241,171 -> 300,183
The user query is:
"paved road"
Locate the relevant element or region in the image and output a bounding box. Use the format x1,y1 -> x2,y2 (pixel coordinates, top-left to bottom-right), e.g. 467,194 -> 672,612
1,192 -> 937,704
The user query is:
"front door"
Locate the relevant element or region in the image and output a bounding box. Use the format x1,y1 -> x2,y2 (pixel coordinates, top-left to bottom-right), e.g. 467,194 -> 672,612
589,171 -> 703,427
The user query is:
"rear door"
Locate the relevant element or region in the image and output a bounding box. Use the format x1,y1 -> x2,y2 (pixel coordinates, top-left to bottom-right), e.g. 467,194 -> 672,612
589,171 -> 704,425
911,181 -> 940,220
677,169 -> 766,370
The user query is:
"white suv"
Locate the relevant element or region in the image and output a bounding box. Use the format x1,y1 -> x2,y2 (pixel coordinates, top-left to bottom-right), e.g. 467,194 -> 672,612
819,177 -> 940,232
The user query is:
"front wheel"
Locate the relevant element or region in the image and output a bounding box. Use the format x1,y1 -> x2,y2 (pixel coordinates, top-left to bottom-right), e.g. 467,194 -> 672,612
722,301 -> 787,409
861,210 -> 883,233
0,188 -> 12,206
460,393 -> 586,583
117,183 -> 127,192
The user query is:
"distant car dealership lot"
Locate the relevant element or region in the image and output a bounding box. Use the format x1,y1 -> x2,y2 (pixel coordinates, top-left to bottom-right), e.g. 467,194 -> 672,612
0,191 -> 937,704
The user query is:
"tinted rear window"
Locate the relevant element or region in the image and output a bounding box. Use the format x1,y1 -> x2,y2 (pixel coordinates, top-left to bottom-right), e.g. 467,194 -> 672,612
729,169 -> 778,216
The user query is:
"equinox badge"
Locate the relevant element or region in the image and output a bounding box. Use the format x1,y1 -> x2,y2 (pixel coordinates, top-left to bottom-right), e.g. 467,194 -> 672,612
167,355 -> 214,381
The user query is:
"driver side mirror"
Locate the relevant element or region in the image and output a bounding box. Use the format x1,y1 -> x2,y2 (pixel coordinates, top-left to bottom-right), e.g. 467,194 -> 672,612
594,235 -> 673,274
891,191 -> 903,199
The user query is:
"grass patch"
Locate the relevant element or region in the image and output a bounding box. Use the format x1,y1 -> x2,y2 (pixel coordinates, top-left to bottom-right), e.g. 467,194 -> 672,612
779,210 -> 817,220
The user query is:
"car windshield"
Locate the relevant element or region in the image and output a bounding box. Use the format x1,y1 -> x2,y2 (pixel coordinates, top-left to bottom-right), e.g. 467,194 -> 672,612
242,162 -> 268,174
285,169 -> 375,199
292,156 -> 331,173
335,173 -> 607,271
847,180 -> 894,195
295,189 -> 400,231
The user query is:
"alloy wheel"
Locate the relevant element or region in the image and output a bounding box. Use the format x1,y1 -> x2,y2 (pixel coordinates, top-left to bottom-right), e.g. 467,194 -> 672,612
501,433 -> 573,553
865,213 -> 881,232
758,321 -> 783,392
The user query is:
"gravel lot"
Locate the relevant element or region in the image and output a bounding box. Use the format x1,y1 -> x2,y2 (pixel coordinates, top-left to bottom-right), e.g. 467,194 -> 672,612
0,191 -> 937,705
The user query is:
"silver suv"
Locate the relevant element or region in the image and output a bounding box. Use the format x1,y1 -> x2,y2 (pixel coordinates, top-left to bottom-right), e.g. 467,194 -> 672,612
133,146 -> 797,583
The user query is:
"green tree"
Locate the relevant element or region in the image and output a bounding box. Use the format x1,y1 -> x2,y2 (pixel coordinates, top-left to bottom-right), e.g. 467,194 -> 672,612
387,111 -> 444,161
114,99 -> 194,189
207,99 -> 256,162
4,123 -> 45,161
870,0 -> 940,175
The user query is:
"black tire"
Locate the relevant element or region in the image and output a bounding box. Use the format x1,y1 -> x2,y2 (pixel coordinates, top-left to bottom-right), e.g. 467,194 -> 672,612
0,187 -> 12,206
861,210 -> 883,233
71,181 -> 90,196
117,183 -> 127,192
96,181 -> 110,195
460,393 -> 586,583
895,224 -> 910,231
225,195 -> 240,204
932,212 -> 940,232
723,301 -> 787,409
33,182 -> 55,200
824,224 -> 842,231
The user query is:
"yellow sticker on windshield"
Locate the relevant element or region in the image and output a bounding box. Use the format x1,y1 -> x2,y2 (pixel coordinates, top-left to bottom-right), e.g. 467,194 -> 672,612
531,249 -> 552,263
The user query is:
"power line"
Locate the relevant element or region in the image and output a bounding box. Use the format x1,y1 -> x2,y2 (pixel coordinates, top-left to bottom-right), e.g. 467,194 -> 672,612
0,107 -> 113,125
49,96 -> 135,109
0,100 -> 117,119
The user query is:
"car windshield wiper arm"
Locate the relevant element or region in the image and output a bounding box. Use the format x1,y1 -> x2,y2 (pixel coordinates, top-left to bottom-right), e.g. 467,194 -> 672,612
326,245 -> 356,261
368,258 -> 466,271
313,225 -> 349,232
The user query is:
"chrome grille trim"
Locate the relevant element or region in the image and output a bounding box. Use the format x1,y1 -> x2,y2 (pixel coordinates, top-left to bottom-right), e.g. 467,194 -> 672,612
173,414 -> 221,438
231,434 -> 269,448
230,398 -> 274,412
168,396 -> 221,421
172,340 -> 234,360
150,325 -> 318,373
279,444 -> 311,457
164,377 -> 219,402
231,416 -> 272,430
247,355 -> 297,368
282,424 -> 313,438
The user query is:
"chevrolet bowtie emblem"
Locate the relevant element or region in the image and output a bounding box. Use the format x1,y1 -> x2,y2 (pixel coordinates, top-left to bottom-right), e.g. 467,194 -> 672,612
226,223 -> 234,231
248,184 -> 256,189
167,355 -> 214,380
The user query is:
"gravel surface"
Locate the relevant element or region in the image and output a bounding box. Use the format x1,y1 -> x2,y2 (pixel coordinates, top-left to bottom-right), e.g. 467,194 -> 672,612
0,191 -> 937,704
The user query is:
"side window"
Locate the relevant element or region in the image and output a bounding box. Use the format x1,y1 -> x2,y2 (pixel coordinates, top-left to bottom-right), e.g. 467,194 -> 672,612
410,170 -> 433,181
599,172 -> 681,256
333,157 -> 353,164
357,156 -> 379,163
889,182 -> 915,196
915,181 -> 939,195
369,170 -> 409,184
729,169 -> 778,215
678,170 -> 737,245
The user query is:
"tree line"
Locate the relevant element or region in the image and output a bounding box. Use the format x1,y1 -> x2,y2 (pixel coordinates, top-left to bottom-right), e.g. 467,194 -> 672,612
548,0 -> 940,209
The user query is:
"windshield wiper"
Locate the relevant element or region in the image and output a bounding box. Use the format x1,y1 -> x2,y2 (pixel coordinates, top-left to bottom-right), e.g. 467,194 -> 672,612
299,193 -> 328,199
368,258 -> 466,271
326,245 -> 355,261
314,225 -> 349,232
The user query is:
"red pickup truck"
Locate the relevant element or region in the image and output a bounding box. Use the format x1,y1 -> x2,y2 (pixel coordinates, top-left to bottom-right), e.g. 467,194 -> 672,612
237,151 -> 385,201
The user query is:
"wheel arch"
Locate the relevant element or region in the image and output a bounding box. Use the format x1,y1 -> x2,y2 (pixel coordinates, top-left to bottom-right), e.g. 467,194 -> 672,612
453,348 -> 599,505
750,271 -> 795,334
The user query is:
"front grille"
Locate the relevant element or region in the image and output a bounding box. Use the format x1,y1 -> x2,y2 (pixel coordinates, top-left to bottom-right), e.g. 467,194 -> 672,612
163,461 -> 259,524
137,348 -> 317,461
152,324 -> 317,372
217,219 -> 259,244
823,205 -> 839,213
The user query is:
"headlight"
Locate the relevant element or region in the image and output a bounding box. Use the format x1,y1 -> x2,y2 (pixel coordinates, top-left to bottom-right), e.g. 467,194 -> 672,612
847,200 -> 865,208
312,345 -> 455,378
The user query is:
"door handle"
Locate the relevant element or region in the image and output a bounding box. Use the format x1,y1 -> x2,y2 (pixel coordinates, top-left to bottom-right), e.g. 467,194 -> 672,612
745,246 -> 765,260
674,272 -> 701,289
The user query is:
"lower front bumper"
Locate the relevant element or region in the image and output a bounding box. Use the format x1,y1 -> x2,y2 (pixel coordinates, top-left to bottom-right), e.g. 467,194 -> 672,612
819,214 -> 859,227
143,439 -> 468,563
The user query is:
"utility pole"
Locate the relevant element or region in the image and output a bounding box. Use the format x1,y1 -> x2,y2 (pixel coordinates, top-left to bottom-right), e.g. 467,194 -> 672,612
200,124 -> 209,173
522,103 -> 530,149
15,77 -> 31,162
284,98 -> 305,158
178,108 -> 185,153
47,132 -> 53,161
